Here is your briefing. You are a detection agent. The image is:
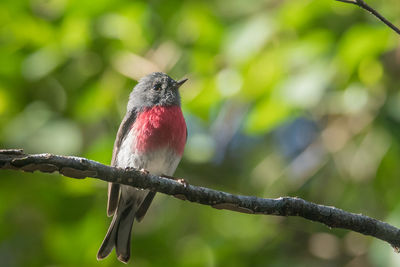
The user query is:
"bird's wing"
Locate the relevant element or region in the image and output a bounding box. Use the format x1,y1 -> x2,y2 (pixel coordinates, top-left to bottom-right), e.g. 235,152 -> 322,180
135,191 -> 156,222
107,109 -> 137,217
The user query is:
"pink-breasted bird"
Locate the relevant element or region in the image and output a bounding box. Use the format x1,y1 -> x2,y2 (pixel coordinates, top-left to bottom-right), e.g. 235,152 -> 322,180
97,72 -> 188,263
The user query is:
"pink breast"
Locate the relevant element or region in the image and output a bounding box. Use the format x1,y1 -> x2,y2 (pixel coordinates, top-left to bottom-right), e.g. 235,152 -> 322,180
132,106 -> 187,156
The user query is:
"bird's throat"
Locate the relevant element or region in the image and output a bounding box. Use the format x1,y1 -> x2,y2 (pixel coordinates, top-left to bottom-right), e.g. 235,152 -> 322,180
132,106 -> 186,156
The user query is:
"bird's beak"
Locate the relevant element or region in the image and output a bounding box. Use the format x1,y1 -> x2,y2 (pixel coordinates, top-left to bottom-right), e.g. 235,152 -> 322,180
176,78 -> 188,89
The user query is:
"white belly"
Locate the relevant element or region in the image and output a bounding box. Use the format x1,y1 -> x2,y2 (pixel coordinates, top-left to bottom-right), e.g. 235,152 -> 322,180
116,128 -> 182,176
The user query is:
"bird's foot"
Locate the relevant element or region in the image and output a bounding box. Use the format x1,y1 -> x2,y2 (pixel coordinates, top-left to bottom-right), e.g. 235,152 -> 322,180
139,168 -> 149,174
124,167 -> 149,175
161,174 -> 189,188
177,178 -> 189,188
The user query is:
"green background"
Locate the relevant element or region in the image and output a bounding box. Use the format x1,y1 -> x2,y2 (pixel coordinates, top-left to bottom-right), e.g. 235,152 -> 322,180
1,0 -> 400,266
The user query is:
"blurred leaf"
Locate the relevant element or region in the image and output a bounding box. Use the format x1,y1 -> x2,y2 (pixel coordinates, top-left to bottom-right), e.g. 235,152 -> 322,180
337,24 -> 392,74
244,96 -> 292,135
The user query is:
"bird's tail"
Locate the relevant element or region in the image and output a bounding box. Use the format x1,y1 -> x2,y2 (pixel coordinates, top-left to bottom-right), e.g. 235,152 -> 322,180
97,201 -> 137,263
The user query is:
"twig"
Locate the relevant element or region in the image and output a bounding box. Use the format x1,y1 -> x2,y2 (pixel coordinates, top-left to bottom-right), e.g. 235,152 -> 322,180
1,149 -> 400,251
335,0 -> 400,35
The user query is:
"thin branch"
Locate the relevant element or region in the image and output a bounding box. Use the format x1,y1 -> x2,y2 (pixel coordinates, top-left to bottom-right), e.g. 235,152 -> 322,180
1,149 -> 400,252
335,0 -> 400,35
336,0 -> 358,4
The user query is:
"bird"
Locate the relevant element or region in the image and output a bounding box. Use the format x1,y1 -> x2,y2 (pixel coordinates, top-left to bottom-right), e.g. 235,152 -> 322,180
97,72 -> 188,263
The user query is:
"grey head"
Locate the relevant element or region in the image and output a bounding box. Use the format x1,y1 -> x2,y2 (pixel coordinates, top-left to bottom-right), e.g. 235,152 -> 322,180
127,72 -> 187,111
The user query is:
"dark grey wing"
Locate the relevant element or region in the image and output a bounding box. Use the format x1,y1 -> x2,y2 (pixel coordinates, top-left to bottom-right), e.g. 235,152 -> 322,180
135,191 -> 156,222
107,183 -> 120,217
107,109 -> 137,217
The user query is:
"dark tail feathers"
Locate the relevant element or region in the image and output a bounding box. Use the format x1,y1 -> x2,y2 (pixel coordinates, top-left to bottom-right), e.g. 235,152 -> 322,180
97,203 -> 136,263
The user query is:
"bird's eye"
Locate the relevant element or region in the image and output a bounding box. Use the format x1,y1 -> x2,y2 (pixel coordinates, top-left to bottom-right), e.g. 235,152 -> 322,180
152,84 -> 161,91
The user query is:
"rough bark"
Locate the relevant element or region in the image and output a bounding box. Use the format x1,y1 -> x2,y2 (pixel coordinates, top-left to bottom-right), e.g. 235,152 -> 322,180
1,149 -> 400,251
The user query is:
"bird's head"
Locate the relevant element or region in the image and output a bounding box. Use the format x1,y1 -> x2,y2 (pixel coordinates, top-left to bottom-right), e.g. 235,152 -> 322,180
127,72 -> 187,111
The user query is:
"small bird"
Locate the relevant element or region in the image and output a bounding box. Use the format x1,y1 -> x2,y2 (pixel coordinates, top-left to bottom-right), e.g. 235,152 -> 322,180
97,72 -> 188,263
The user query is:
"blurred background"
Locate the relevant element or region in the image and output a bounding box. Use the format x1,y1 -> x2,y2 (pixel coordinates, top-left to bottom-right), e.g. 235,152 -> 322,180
1,0 -> 400,266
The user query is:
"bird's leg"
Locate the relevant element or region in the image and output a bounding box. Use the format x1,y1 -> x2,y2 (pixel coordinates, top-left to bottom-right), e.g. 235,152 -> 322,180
161,174 -> 189,188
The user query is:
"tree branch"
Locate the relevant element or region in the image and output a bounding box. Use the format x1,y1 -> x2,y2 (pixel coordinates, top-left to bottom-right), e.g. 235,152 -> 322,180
335,0 -> 400,35
1,149 -> 400,251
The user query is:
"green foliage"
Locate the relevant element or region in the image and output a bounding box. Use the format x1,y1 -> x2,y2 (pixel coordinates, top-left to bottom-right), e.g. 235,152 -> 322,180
1,0 -> 400,266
